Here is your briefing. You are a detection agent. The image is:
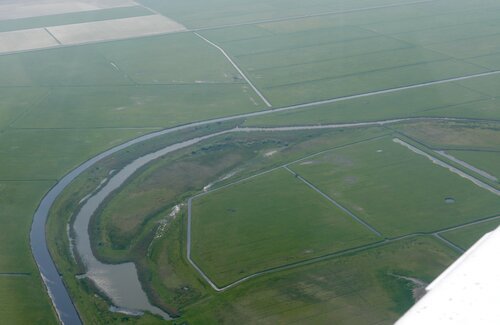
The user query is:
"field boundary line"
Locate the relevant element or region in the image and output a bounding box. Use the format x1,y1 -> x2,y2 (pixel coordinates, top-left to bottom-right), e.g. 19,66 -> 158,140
433,234 -> 465,253
436,215 -> 500,235
193,32 -> 272,107
283,166 -> 383,237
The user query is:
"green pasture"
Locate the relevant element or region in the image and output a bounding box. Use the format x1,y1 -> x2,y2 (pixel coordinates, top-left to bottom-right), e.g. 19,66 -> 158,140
243,83 -> 486,126
191,168 -> 381,286
13,84 -> 262,129
289,137 -> 500,237
0,181 -> 53,272
0,128 -> 152,180
181,236 -> 457,324
0,181 -> 58,323
1,0 -> 500,322
0,32 -> 249,87
0,88 -> 49,129
441,218 -> 500,250
0,276 -> 57,324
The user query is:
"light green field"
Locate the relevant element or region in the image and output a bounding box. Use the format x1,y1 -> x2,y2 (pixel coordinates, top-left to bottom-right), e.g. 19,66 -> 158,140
182,236 -> 457,324
0,181 -> 58,323
189,0 -> 500,107
243,83 -> 487,127
200,23 -> 487,106
0,88 -> 49,129
191,168 -> 381,285
0,128 -> 152,180
0,181 -> 53,272
289,137 -> 500,237
441,218 -> 500,250
0,32 -> 251,87
0,276 -> 57,324
13,84 -> 261,129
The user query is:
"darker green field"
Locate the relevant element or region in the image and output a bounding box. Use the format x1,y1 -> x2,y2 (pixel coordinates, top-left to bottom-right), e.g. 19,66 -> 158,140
181,236 -> 457,324
191,168 -> 381,286
441,218 -> 500,250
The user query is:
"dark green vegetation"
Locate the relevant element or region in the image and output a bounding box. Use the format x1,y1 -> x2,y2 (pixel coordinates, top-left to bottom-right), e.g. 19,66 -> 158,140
1,0 -> 500,323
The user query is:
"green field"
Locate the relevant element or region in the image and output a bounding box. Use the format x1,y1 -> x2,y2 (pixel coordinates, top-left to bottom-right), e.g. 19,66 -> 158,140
182,236 -> 457,324
191,168 -> 381,286
243,83 -> 489,127
2,0 -> 500,323
0,181 -> 58,324
289,137 -> 500,237
441,218 -> 500,250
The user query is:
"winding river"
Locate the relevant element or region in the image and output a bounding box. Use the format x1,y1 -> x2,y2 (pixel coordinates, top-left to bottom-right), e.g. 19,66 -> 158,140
29,116 -> 474,323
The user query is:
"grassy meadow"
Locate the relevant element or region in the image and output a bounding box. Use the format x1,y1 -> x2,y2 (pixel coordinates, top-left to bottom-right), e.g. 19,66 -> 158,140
191,168 -> 381,286
1,0 -> 500,323
441,218 -> 500,250
181,236 -> 457,324
289,136 -> 500,237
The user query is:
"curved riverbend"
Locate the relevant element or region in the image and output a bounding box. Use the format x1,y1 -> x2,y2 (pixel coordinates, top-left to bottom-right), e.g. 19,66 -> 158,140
30,116 -> 481,323
72,130 -> 232,319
